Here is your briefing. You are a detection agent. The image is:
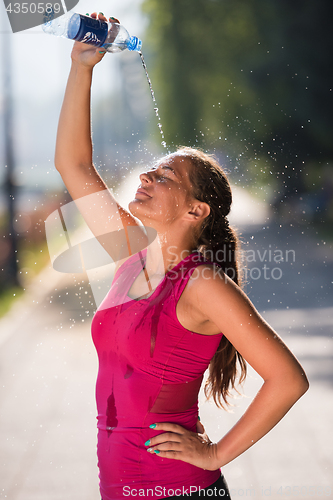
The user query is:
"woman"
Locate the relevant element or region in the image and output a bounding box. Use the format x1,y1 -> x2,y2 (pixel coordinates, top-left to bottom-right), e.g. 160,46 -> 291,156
54,12 -> 309,499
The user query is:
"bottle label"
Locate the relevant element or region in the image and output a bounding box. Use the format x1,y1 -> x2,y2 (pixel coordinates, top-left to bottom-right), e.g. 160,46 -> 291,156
81,31 -> 103,45
71,14 -> 108,46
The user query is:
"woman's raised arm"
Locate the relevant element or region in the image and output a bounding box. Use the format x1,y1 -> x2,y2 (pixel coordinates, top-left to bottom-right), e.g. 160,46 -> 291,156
54,13 -> 146,261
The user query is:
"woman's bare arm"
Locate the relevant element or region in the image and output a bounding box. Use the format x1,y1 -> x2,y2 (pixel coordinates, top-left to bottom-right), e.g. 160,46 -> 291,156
55,59 -> 105,196
144,267 -> 309,469
190,268 -> 309,467
54,13 -> 146,261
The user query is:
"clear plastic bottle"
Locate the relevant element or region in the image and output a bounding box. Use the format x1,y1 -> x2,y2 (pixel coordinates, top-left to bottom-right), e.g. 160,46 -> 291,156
42,12 -> 142,52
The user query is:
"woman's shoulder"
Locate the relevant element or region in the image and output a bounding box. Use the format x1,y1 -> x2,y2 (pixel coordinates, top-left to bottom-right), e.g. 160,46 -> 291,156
175,260 -> 230,333
187,253 -> 225,281
180,259 -> 257,339
184,257 -> 242,308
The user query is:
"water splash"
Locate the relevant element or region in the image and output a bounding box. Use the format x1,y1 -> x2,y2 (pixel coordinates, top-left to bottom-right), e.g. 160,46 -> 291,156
139,52 -> 167,149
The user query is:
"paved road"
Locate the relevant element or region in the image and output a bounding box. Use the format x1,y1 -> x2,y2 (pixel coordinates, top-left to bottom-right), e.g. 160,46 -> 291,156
0,174 -> 332,499
200,219 -> 333,500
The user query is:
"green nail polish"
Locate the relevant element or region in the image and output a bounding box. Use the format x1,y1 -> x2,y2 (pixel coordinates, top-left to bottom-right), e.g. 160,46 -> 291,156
99,12 -> 104,15
144,439 -> 150,446
99,51 -> 105,54
149,424 -> 156,429
198,416 -> 201,421
154,450 -> 160,454
86,13 -> 89,15
110,16 -> 116,20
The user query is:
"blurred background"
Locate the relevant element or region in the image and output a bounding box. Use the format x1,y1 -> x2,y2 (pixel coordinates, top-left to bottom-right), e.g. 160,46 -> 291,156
1,0 -> 332,301
0,0 -> 332,498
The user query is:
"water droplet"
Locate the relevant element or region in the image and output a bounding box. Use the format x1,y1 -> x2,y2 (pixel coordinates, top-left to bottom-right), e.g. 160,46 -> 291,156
140,52 -> 167,149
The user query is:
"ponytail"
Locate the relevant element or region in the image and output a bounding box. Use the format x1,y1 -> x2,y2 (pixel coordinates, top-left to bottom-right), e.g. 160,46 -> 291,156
176,146 -> 247,409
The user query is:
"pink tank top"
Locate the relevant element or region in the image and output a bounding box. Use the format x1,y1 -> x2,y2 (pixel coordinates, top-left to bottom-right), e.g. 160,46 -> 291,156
91,249 -> 223,499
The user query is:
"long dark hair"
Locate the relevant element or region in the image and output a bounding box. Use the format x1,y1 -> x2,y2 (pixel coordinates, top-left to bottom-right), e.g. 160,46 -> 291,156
176,146 -> 247,409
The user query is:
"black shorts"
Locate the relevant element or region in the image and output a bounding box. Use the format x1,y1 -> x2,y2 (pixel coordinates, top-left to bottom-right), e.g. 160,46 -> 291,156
165,474 -> 231,499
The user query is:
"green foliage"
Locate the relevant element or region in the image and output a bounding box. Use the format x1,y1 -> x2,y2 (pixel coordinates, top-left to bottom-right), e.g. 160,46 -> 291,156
143,0 -> 259,146
142,0 -> 333,184
0,240 -> 50,318
0,286 -> 24,318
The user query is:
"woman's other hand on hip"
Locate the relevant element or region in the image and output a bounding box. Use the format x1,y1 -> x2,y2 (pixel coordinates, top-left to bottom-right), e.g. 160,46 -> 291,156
145,422 -> 221,471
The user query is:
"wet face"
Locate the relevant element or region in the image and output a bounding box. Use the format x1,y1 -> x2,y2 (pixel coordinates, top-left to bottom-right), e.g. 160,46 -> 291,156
128,155 -> 196,228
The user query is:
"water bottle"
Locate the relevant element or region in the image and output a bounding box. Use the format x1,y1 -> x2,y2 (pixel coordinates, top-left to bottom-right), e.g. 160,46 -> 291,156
42,12 -> 142,52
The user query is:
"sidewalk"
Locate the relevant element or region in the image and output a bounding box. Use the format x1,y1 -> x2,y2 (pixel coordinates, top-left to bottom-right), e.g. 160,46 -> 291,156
0,169 -> 332,499
0,266 -> 100,500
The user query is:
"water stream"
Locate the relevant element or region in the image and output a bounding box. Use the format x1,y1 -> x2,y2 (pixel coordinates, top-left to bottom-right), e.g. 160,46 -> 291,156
139,52 -> 167,149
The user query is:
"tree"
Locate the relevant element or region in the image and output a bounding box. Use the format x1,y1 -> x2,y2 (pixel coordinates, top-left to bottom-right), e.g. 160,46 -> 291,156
142,0 -> 333,212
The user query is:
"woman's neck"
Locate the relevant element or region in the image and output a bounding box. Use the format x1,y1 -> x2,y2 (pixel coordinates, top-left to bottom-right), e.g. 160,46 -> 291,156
144,230 -> 196,277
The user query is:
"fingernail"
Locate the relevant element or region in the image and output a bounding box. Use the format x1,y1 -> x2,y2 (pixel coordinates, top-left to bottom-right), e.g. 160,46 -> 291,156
99,12 -> 104,15
147,447 -> 153,452
110,16 -> 116,20
149,424 -> 156,429
144,439 -> 150,446
99,51 -> 106,54
198,416 -> 201,421
154,450 -> 160,454
86,13 -> 89,15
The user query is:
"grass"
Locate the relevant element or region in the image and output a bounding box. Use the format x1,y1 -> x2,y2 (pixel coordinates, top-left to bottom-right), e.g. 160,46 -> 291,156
0,286 -> 25,318
0,240 -> 50,319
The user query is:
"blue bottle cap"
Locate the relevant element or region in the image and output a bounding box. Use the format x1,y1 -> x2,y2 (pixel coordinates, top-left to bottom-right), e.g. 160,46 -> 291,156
127,36 -> 142,52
